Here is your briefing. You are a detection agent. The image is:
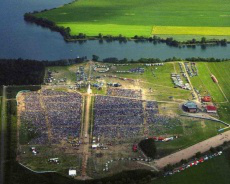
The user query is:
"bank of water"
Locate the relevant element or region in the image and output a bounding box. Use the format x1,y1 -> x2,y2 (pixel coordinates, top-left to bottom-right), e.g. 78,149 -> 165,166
0,0 -> 230,61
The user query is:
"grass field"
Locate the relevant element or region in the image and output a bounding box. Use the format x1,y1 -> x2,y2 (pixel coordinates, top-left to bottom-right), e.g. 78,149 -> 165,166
153,151 -> 230,184
152,26 -> 230,36
35,0 -> 230,38
156,118 -> 224,156
189,62 -> 230,123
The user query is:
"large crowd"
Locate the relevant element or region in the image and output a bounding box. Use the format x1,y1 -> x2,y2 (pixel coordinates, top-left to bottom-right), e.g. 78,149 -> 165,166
107,88 -> 142,99
20,90 -> 83,144
93,95 -> 144,139
145,102 -> 181,135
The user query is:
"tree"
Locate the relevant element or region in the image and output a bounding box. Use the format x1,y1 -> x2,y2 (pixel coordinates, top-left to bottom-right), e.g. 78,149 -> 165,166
201,37 -> 206,43
139,139 -> 157,159
92,55 -> 99,61
210,147 -> 216,153
195,152 -> 202,158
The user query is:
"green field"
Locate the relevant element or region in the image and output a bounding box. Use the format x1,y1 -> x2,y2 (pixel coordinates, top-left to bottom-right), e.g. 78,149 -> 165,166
190,62 -> 230,123
153,150 -> 230,184
156,118 -> 224,156
35,0 -> 230,38
152,26 -> 230,36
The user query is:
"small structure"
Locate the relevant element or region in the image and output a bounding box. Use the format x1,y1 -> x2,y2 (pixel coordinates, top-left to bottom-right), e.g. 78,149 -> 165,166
202,96 -> 212,102
183,101 -> 198,113
69,169 -> 77,176
211,74 -> 218,83
206,105 -> 217,113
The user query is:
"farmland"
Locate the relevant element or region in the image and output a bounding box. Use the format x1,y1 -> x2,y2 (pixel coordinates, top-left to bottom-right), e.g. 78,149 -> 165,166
35,0 -> 230,39
152,26 -> 230,36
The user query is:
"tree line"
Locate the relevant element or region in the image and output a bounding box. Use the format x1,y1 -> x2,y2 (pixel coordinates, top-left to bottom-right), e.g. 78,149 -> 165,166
92,55 -> 230,63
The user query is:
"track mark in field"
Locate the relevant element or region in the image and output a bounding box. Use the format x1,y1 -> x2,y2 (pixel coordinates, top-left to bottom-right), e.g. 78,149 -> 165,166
205,63 -> 229,103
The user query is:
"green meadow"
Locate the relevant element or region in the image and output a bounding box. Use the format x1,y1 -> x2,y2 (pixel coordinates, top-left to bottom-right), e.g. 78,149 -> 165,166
190,62 -> 230,123
153,151 -> 230,184
35,0 -> 230,38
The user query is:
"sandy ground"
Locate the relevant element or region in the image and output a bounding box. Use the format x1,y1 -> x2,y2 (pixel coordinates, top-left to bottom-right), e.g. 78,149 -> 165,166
153,130 -> 230,169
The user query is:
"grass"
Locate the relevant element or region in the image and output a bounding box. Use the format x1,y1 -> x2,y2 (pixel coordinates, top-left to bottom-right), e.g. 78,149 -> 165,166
152,26 -> 230,36
190,62 -> 230,123
153,151 -> 230,184
156,118 -> 224,157
35,0 -> 230,38
46,65 -> 79,84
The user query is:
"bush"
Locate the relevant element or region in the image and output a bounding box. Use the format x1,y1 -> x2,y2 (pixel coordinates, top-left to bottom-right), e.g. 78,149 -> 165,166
139,139 -> 157,159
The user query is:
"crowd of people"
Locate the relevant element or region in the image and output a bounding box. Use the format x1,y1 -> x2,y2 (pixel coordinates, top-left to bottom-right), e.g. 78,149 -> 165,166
146,103 -> 181,135
107,88 -> 142,99
93,95 -> 144,139
20,90 -> 83,144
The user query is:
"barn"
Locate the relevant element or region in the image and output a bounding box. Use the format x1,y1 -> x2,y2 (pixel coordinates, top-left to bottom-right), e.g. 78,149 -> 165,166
206,105 -> 217,113
183,101 -> 198,113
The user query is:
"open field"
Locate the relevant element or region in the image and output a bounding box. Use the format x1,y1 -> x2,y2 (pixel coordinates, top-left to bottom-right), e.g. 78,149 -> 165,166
35,0 -> 230,38
156,118 -> 224,156
153,150 -> 230,184
189,62 -> 230,123
152,26 -> 230,36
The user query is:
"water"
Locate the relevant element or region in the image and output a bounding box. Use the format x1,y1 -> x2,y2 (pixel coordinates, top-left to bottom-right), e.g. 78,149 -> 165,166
0,0 -> 230,61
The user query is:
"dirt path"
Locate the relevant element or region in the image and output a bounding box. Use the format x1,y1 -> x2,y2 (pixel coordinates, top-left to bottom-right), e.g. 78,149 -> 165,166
80,63 -> 93,179
0,86 -> 6,184
153,130 -> 230,169
80,92 -> 92,179
16,93 -> 25,162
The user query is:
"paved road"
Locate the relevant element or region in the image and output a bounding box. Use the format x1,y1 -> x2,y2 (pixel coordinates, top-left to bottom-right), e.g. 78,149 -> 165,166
0,86 -> 6,184
153,130 -> 230,169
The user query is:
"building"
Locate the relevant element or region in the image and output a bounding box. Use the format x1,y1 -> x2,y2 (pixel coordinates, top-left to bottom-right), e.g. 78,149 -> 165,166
206,105 -> 217,113
202,96 -> 212,102
183,101 -> 198,113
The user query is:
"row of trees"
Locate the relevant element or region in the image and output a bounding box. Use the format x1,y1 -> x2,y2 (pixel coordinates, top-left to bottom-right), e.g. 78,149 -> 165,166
92,55 -> 229,63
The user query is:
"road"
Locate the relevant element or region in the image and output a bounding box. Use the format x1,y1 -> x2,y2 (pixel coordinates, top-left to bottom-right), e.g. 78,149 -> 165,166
0,86 -> 6,184
80,62 -> 93,179
153,130 -> 230,169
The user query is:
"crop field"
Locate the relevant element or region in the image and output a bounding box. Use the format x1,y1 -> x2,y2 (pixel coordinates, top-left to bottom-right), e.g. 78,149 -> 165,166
152,26 -> 230,36
153,150 -> 230,184
35,0 -> 230,38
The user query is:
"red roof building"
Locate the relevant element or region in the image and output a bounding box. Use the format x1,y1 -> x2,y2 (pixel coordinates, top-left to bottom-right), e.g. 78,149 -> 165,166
206,105 -> 217,113
202,96 -> 212,102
